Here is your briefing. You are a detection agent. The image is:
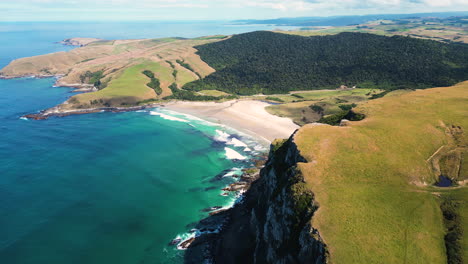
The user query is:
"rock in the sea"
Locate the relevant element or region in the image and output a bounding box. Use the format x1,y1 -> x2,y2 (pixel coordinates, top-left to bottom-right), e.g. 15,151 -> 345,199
22,114 -> 47,120
209,208 -> 228,216
201,206 -> 222,212
179,237 -> 196,249
222,182 -> 248,192
169,238 -> 182,246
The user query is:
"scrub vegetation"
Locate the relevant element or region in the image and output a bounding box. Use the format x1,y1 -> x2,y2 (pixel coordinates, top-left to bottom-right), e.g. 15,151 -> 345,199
264,88 -> 381,125
142,70 -> 162,95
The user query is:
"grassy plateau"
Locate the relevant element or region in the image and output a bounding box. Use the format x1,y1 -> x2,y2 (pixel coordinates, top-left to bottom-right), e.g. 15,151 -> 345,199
294,82 -> 467,263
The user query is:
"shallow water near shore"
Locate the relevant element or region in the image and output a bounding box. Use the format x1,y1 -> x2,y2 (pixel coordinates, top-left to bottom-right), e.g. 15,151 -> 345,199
0,77 -> 265,264
0,21 -> 276,263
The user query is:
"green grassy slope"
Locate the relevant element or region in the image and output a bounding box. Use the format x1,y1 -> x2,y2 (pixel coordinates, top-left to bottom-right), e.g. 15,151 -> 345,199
294,82 -> 467,263
183,31 -> 468,95
65,62 -> 161,108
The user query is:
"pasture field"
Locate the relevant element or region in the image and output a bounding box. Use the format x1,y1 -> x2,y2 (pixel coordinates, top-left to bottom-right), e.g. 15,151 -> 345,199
294,82 -> 468,263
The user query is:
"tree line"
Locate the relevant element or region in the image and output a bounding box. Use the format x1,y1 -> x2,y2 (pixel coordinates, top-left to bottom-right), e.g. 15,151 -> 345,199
182,31 -> 468,95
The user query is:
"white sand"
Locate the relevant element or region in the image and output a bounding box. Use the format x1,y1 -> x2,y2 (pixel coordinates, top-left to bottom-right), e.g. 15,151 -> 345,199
164,100 -> 299,143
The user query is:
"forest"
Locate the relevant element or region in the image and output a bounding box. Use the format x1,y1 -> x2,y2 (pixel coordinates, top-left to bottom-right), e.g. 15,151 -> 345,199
182,31 -> 468,95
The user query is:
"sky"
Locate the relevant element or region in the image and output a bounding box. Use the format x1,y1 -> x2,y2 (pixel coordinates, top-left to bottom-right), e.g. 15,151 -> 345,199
1,0 -> 468,21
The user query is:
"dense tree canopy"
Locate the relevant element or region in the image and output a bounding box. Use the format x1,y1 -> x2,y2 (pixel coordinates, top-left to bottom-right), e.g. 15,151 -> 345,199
183,31 -> 468,95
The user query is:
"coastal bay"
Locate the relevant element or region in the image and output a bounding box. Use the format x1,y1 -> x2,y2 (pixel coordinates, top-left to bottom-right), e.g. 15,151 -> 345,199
0,21 -> 294,264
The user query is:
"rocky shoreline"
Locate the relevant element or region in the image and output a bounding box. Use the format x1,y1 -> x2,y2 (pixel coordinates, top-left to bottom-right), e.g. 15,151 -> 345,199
0,74 -> 59,80
182,134 -> 328,264
173,160 -> 266,251
22,104 -> 162,120
0,73 -> 96,91
58,37 -> 103,47
1,74 -> 160,120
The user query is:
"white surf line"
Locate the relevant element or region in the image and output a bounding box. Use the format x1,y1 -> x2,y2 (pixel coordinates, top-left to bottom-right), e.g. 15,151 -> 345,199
149,111 -> 189,123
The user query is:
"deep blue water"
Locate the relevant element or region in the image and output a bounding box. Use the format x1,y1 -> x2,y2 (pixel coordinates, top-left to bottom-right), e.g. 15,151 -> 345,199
0,21 -> 277,263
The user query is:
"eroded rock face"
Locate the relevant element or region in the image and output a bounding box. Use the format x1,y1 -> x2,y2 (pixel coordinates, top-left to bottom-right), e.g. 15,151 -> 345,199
185,133 -> 327,264
245,135 -> 326,264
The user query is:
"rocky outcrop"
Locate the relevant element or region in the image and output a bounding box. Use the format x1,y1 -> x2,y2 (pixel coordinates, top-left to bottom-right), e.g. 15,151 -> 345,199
59,38 -> 102,47
185,133 -> 327,264
22,104 -> 162,120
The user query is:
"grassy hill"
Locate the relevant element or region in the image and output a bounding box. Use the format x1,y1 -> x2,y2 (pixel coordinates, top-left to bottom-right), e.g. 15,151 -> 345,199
0,37 -> 220,109
183,31 -> 468,95
292,82 -> 467,263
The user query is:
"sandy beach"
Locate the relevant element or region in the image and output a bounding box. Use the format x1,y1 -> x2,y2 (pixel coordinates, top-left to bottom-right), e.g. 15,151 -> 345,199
164,100 -> 299,144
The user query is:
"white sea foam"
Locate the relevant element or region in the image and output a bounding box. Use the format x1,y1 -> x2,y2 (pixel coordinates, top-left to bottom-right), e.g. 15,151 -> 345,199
175,224 -> 222,250
180,113 -> 209,123
149,111 -> 188,123
224,147 -> 246,160
222,167 -> 243,178
214,130 -> 230,142
244,147 -> 252,152
19,117 -> 28,121
228,138 -> 248,147
159,108 -> 221,127
254,144 -> 266,151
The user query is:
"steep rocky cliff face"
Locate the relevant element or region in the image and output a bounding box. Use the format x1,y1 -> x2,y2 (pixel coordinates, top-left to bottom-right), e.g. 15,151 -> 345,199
185,133 -> 327,263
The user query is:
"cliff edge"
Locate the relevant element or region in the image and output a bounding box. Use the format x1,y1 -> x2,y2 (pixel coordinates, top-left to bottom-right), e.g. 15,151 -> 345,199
185,82 -> 468,264
185,134 -> 328,264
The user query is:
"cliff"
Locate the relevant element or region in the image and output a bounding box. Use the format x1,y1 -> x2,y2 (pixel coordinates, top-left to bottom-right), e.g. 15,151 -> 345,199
185,134 -> 327,264
185,83 -> 468,263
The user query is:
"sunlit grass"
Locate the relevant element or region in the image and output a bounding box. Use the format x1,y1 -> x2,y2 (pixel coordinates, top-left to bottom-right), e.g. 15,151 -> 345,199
294,82 -> 468,263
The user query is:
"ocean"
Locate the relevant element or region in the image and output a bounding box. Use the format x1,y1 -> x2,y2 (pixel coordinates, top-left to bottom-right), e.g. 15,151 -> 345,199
0,21 -> 292,263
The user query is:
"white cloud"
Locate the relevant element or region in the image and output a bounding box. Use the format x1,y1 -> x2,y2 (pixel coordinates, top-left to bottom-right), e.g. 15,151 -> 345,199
1,0 -> 468,21
423,0 -> 468,7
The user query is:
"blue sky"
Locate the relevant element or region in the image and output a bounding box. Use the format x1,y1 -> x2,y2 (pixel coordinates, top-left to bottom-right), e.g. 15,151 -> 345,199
1,0 -> 468,21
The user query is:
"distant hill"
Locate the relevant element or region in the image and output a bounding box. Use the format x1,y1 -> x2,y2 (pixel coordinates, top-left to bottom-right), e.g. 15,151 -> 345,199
235,12 -> 468,26
183,31 -> 468,95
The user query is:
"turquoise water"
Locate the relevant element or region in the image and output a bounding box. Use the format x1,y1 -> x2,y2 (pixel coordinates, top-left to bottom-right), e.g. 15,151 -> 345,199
0,22 -> 273,263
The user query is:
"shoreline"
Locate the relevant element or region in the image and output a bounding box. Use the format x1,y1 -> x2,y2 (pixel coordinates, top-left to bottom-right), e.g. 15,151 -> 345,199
22,99 -> 299,144
157,108 -> 270,252
8,75 -> 299,143
13,73 -> 300,254
4,72 -> 299,144
5,71 -> 300,261
0,74 -> 95,91
164,100 -> 299,143
22,103 -> 163,120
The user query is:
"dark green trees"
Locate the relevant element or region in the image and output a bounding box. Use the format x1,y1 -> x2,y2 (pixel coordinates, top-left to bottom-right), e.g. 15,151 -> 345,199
183,31 -> 468,95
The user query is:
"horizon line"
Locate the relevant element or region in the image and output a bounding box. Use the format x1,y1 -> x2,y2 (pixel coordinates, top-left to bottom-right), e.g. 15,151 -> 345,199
1,10 -> 468,23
